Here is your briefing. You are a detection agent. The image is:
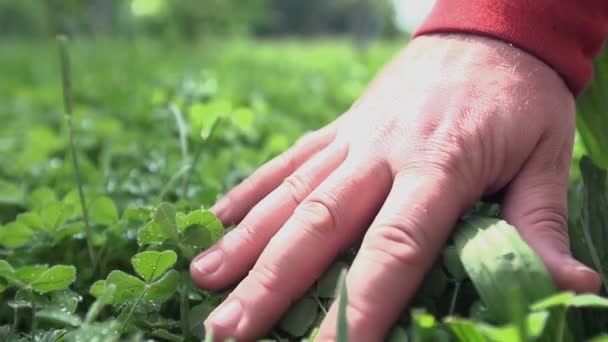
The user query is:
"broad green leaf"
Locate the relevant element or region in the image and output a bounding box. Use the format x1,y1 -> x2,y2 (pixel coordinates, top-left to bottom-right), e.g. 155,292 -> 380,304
454,216 -> 556,323
189,303 -> 215,339
317,261 -> 348,298
146,269 -> 179,302
105,271 -> 145,305
131,250 -> 177,282
30,265 -> 76,293
177,209 -> 223,257
0,278 -> 7,293
279,297 -> 318,337
179,224 -> 220,258
123,206 -> 151,221
27,187 -> 57,210
15,265 -> 48,284
0,261 -> 22,287
138,221 -> 172,245
40,202 -> 69,232
17,212 -> 44,231
336,268 -> 348,342
90,196 -> 119,225
35,308 -> 82,327
89,280 -> 107,298
153,202 -> 179,240
445,318 -> 488,342
0,221 -> 34,248
0,179 -> 24,205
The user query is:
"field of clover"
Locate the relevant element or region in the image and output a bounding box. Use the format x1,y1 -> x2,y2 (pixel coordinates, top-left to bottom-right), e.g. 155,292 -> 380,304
1,38 -> 608,341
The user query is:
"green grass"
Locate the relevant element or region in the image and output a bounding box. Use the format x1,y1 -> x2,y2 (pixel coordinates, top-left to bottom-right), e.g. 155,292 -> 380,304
1,38 -> 608,341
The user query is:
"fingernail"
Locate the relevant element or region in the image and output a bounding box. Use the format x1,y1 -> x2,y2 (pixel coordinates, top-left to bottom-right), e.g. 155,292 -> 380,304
207,300 -> 242,331
211,198 -> 230,220
193,249 -> 223,276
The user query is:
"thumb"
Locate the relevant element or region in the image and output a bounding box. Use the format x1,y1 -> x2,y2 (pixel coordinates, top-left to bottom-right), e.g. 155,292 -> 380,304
502,144 -> 601,294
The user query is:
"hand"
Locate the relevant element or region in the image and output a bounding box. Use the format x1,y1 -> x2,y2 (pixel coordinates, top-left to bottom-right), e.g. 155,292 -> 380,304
190,34 -> 600,341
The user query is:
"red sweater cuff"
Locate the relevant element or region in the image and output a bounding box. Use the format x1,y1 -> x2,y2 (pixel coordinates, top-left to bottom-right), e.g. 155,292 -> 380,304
413,0 -> 608,97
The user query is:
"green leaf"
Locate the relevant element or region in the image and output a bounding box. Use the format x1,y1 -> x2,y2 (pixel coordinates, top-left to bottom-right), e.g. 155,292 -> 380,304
0,261 -> 22,287
90,196 -> 119,225
35,308 -> 82,327
442,246 -> 466,282
85,283 -> 117,324
105,270 -> 146,305
532,292 -> 608,311
146,269 -> 179,302
63,320 -> 120,342
317,261 -> 348,298
27,187 -> 57,210
454,216 -> 556,324
336,268 -> 348,342
411,310 -> 436,342
15,265 -> 48,284
151,329 -> 183,342
279,297 -> 318,337
0,179 -> 24,205
386,326 -> 409,342
573,157 -> 608,292
131,250 -> 177,282
189,303 -> 215,339
138,221 -> 172,245
89,280 -> 107,298
50,289 -> 82,314
445,318 -> 488,342
17,212 -> 44,231
30,265 -> 76,293
0,279 -> 7,293
0,221 -> 34,248
40,202 -> 69,232
154,202 -> 179,240
177,209 -> 223,258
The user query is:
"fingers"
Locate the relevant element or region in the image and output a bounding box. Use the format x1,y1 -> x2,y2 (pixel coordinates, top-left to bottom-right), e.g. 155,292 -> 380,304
203,159 -> 393,341
316,171 -> 470,341
211,124 -> 337,225
191,143 -> 348,290
502,137 -> 601,294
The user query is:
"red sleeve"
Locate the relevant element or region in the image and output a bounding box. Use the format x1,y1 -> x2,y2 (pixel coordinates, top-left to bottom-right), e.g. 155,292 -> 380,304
413,0 -> 608,97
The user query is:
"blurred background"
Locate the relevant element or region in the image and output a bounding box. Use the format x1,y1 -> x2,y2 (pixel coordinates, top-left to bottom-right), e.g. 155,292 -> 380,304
0,0 -> 434,42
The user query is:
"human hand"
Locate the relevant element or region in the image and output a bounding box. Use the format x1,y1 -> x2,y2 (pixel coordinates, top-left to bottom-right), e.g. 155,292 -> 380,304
191,34 -> 600,341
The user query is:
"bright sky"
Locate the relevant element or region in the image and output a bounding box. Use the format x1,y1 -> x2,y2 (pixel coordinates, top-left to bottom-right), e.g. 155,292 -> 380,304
392,0 -> 436,33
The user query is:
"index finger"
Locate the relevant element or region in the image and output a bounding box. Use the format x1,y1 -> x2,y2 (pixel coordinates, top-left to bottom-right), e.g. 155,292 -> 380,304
315,170 -> 473,341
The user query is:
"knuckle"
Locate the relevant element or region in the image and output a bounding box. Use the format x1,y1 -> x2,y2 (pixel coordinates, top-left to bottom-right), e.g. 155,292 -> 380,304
277,150 -> 300,175
248,262 -> 284,295
281,173 -> 309,206
295,199 -> 339,239
364,221 -> 428,267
